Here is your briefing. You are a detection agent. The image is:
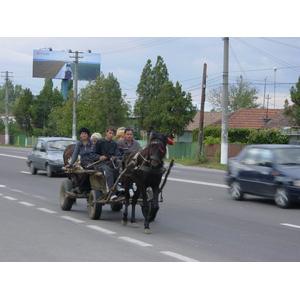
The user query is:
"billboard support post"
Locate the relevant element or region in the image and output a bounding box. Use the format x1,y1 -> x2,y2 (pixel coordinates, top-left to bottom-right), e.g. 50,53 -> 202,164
32,49 -> 100,139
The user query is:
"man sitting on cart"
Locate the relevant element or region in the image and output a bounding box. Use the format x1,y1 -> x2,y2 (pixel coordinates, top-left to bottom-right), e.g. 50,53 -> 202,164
90,126 -> 121,200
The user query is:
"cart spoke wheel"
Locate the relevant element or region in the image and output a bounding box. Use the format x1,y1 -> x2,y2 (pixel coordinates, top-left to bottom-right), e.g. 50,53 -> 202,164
60,179 -> 74,210
89,190 -> 102,220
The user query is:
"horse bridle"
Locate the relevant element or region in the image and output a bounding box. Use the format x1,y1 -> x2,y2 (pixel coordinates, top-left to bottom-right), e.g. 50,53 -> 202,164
148,139 -> 166,166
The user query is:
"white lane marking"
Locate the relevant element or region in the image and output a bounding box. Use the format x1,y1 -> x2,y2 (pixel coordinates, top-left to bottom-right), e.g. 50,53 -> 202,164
119,236 -> 153,247
19,201 -> 35,207
21,171 -> 31,174
160,251 -> 199,262
0,153 -> 27,160
0,185 -> 6,188
280,223 -> 300,229
168,177 -> 228,188
4,196 -> 17,200
87,225 -> 116,235
61,216 -> 85,223
37,208 -> 57,214
10,189 -> 23,193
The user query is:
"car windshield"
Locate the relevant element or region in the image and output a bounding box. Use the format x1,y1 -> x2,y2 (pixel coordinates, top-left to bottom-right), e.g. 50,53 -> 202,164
46,140 -> 75,151
274,148 -> 300,165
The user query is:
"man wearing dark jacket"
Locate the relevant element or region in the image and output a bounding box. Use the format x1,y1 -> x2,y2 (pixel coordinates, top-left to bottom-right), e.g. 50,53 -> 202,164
91,126 -> 120,199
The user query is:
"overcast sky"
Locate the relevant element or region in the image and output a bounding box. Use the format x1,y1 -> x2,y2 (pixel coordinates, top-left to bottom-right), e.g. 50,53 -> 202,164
1,3 -> 300,112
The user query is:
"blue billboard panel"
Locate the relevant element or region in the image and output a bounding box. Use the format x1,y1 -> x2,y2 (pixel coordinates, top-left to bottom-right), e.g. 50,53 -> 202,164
33,50 -> 101,80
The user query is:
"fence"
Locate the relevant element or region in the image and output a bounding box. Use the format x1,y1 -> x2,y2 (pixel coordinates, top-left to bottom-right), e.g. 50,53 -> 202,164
0,135 -> 244,162
168,142 -> 245,162
0,135 -> 38,147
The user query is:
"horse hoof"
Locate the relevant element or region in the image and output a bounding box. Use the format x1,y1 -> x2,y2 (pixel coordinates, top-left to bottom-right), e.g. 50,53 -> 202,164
131,222 -> 139,228
121,220 -> 127,226
144,228 -> 151,234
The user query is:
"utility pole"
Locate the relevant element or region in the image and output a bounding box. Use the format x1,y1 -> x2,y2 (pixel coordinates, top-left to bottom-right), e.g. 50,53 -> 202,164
69,51 -> 83,139
263,77 -> 267,109
221,37 -> 229,165
198,63 -> 207,157
1,71 -> 13,144
273,67 -> 277,109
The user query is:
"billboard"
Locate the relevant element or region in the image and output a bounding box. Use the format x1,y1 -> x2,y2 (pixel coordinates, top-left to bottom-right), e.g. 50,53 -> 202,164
33,50 -> 101,80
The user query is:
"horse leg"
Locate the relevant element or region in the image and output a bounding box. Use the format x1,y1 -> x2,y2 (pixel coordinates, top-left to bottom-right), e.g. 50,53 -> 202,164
149,186 -> 160,223
141,189 -> 151,234
130,187 -> 139,228
121,190 -> 129,226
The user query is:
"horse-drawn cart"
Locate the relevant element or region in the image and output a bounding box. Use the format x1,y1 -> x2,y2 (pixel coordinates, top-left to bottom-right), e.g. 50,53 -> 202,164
59,158 -> 173,221
60,132 -> 174,233
60,167 -> 125,219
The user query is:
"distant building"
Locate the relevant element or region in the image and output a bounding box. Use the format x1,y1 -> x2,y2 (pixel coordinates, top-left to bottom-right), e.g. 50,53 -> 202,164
0,114 -> 15,122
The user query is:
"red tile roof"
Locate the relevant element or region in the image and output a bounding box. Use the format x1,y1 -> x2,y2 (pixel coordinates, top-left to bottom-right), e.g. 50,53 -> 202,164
186,108 -> 294,131
185,111 -> 222,131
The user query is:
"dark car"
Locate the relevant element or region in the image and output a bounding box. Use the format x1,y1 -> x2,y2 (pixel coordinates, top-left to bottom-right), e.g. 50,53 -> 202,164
226,144 -> 300,208
27,137 -> 77,177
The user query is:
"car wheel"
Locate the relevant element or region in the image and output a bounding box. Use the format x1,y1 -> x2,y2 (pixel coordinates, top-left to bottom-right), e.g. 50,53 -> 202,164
46,164 -> 53,177
230,180 -> 244,200
274,186 -> 292,208
29,162 -> 37,175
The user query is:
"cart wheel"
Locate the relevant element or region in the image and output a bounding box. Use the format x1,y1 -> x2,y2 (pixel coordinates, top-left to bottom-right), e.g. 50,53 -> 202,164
89,190 -> 102,220
60,179 -> 74,210
110,202 -> 123,211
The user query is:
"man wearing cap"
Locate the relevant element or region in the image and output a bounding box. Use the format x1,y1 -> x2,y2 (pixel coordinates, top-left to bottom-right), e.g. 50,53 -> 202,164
66,127 -> 94,194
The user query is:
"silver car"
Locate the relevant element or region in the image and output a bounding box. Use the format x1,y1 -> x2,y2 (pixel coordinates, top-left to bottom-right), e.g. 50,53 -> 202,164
27,137 -> 77,177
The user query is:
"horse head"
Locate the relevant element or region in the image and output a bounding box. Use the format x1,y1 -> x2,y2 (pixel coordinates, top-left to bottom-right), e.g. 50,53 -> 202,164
147,132 -> 169,169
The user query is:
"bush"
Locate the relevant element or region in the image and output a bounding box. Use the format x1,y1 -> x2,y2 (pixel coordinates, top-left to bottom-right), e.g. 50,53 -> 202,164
193,126 -> 289,145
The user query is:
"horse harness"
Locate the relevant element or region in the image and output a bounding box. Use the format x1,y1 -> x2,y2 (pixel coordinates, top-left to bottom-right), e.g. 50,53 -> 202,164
129,139 -> 167,175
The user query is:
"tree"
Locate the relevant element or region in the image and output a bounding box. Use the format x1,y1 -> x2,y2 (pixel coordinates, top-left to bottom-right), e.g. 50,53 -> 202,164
31,79 -> 64,135
13,88 -> 34,135
50,72 -> 130,137
283,76 -> 300,125
134,56 -> 196,137
208,76 -> 260,112
154,81 -> 196,136
0,80 -> 23,114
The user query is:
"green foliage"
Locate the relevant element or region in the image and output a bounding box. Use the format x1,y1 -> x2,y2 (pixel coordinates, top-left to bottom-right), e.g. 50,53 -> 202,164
51,72 -> 131,138
248,128 -> 289,144
208,76 -> 260,112
193,125 -> 288,145
284,77 -> 300,125
197,154 -> 210,164
13,88 -> 33,135
204,136 -> 220,145
135,56 -> 197,138
228,127 -> 253,144
0,79 -> 23,114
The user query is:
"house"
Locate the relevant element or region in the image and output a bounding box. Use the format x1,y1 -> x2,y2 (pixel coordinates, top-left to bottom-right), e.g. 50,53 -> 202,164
179,111 -> 222,142
185,108 -> 294,133
0,114 -> 15,122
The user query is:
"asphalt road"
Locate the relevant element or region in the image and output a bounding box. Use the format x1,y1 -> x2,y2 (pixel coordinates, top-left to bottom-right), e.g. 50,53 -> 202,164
1,146 -> 300,263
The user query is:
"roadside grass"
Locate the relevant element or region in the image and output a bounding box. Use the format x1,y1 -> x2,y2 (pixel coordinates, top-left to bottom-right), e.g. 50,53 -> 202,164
166,157 -> 227,170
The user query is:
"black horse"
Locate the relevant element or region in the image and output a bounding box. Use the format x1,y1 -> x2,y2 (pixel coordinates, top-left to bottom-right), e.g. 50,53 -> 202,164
121,132 -> 172,233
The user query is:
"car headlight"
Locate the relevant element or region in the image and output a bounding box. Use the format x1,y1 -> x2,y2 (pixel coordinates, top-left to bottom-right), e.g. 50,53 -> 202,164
292,180 -> 300,187
53,159 -> 63,164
